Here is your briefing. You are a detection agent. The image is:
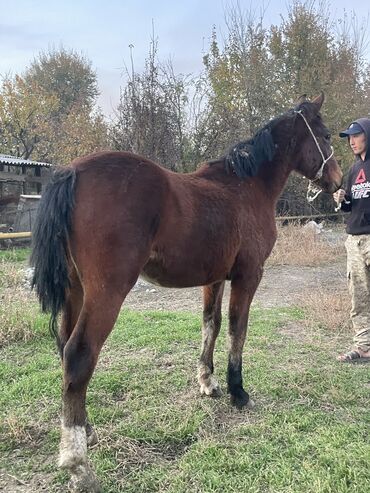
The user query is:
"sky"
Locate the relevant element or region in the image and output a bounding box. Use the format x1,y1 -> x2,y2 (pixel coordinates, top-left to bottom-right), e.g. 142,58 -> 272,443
1,0 -> 369,117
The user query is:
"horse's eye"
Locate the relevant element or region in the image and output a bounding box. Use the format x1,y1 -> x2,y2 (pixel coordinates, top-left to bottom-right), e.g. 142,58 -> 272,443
325,133 -> 331,141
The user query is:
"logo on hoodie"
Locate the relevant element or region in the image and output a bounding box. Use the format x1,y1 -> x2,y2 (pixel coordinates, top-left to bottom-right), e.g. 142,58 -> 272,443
352,169 -> 370,199
355,169 -> 366,184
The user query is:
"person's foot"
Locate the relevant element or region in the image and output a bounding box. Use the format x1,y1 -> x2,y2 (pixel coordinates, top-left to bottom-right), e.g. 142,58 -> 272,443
337,348 -> 370,363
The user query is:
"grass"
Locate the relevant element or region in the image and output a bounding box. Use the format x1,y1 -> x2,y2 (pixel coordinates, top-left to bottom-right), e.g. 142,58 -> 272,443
298,287 -> 351,333
0,247 -> 48,347
0,247 -> 30,263
268,222 -> 345,266
1,232 -> 369,492
1,307 -> 369,492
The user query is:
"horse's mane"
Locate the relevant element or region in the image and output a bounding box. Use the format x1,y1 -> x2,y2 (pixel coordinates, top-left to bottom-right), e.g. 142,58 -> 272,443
225,126 -> 276,178
213,110 -> 297,178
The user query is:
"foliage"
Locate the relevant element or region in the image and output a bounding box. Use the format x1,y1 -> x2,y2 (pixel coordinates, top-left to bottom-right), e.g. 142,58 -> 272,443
0,48 -> 109,165
200,6 -> 280,161
0,75 -> 58,159
23,47 -> 99,116
112,39 -> 192,171
44,106 -> 109,165
1,2 -> 370,213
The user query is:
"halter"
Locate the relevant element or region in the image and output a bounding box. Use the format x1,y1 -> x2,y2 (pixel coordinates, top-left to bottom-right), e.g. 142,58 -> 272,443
295,109 -> 334,202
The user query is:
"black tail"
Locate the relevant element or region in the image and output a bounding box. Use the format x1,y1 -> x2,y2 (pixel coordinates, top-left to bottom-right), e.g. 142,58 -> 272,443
30,167 -> 76,340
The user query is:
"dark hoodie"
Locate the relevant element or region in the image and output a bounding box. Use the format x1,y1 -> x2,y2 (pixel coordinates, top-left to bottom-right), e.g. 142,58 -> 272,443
340,117 -> 370,235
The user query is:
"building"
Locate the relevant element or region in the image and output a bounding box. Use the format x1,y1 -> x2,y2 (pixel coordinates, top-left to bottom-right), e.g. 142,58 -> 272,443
0,155 -> 52,232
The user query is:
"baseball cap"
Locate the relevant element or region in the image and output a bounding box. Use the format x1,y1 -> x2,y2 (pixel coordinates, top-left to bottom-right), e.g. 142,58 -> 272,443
339,122 -> 364,137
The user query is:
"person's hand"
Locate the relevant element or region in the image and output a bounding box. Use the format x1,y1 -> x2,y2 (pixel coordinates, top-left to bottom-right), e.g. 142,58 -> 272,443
333,189 -> 346,205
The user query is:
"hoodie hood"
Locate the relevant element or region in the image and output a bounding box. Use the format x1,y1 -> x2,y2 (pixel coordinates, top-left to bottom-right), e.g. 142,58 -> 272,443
352,118 -> 370,160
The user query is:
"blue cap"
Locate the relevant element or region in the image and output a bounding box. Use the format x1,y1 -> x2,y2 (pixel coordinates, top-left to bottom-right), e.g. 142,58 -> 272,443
339,122 -> 364,137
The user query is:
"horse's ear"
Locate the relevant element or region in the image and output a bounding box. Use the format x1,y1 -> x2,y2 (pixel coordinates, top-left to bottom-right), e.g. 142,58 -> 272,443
311,92 -> 325,112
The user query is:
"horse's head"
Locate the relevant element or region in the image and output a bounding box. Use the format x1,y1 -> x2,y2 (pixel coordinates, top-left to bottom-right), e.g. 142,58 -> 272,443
291,93 -> 342,194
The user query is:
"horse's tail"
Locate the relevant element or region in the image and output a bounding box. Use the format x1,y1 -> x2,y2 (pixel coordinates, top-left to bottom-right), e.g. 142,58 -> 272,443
30,167 -> 77,340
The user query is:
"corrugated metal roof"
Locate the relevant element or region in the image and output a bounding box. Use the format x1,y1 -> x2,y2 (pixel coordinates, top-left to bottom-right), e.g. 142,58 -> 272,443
0,154 -> 52,167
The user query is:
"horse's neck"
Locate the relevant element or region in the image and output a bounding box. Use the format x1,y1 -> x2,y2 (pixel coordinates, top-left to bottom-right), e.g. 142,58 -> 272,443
257,154 -> 292,204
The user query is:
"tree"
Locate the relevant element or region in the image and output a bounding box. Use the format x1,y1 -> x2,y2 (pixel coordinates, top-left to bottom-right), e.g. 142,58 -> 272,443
266,1 -> 370,213
112,38 -> 191,170
199,5 -> 278,161
0,48 -> 109,164
269,1 -> 334,101
0,75 -> 58,159
24,47 -> 99,117
51,107 -> 108,165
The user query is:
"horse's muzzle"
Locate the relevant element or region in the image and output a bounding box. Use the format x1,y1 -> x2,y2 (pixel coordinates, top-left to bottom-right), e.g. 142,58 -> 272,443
318,159 -> 343,194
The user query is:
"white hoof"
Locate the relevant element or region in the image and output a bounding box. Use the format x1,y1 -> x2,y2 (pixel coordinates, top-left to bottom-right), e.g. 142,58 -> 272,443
199,375 -> 222,397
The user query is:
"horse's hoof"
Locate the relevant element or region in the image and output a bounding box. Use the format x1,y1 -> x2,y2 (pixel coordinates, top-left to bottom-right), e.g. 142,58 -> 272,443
86,425 -> 98,447
199,375 -> 222,397
230,390 -> 254,410
245,398 -> 255,409
200,382 -> 222,397
69,463 -> 102,493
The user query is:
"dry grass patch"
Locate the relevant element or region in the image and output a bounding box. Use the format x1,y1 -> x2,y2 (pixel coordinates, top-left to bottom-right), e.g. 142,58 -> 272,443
0,289 -> 41,346
0,259 -> 25,289
298,287 -> 351,332
97,435 -> 188,470
278,320 -> 318,344
3,416 -> 34,443
268,222 -> 345,266
0,257 -> 45,346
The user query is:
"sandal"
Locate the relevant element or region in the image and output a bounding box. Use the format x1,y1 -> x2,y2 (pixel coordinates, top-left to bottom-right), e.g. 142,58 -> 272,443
338,350 -> 370,364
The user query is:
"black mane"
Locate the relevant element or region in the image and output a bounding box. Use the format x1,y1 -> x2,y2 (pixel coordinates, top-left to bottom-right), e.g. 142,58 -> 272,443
212,110 -> 298,178
225,126 -> 276,178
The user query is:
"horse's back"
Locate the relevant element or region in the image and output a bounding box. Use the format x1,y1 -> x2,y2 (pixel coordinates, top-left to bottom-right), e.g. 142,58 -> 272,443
68,152 -> 170,274
72,151 -> 167,180
71,150 -> 169,205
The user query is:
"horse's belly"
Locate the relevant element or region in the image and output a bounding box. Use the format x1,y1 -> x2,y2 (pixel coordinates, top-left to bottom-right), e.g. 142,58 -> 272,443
141,254 -> 226,288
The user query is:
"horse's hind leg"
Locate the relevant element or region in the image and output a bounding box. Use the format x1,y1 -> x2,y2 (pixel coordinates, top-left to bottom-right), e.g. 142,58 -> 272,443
59,284 -> 132,492
198,281 -> 225,397
59,265 -> 83,357
59,266 -> 97,447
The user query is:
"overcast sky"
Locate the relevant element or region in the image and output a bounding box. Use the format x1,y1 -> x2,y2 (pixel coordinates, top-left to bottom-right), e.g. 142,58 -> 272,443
1,0 -> 369,117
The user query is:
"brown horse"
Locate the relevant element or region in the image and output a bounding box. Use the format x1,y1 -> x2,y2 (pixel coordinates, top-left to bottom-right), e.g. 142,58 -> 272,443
31,93 -> 342,491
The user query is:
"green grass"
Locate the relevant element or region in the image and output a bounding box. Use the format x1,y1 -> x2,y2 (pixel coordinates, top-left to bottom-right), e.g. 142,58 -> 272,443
0,247 -> 30,263
1,305 -> 369,492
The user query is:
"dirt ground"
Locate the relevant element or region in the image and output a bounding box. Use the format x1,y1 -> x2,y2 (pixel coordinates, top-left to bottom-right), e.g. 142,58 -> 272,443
124,229 -> 348,314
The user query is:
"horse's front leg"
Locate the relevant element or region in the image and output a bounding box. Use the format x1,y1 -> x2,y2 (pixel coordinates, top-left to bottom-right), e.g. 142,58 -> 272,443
198,281 -> 225,397
228,268 -> 262,409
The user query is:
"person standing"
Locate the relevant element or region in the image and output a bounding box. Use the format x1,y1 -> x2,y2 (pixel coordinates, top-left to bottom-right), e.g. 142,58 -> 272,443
334,118 -> 370,362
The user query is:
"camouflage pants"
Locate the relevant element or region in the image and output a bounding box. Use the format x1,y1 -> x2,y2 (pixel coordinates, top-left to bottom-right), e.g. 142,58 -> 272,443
345,234 -> 370,351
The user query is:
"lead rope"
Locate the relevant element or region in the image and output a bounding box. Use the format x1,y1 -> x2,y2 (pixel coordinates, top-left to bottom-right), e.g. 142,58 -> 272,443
306,181 -> 323,202
295,110 -> 334,203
